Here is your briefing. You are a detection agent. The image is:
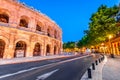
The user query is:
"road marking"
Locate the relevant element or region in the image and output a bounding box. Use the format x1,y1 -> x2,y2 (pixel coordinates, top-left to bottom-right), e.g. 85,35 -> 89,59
0,55 -> 90,79
0,64 -> 55,79
36,69 -> 59,80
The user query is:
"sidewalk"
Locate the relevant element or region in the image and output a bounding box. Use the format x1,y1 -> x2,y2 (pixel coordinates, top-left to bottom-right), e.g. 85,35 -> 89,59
81,56 -> 107,80
102,56 -> 120,80
81,55 -> 120,80
0,55 -> 74,65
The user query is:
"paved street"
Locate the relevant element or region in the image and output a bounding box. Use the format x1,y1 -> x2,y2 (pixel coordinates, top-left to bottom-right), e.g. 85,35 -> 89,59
0,55 -> 100,80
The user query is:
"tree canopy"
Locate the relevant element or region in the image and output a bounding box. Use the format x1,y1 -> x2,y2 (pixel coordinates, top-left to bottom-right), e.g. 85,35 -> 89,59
64,4 -> 120,49
76,5 -> 120,48
63,41 -> 75,49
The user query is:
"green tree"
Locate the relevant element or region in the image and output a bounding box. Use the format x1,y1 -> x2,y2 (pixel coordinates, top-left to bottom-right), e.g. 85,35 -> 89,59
84,5 -> 120,46
63,42 -> 75,49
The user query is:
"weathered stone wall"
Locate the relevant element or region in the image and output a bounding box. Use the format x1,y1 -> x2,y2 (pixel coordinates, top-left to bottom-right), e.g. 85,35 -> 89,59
0,0 -> 62,59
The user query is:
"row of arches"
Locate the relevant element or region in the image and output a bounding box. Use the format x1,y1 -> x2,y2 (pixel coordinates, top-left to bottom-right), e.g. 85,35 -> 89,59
0,39 -> 58,58
0,13 -> 59,39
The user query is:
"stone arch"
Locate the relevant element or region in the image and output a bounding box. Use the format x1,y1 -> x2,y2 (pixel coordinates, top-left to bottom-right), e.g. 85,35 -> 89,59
0,8 -> 11,15
33,42 -> 42,56
0,8 -> 11,23
46,44 -> 51,56
0,39 -> 5,58
15,39 -> 29,46
47,28 -> 51,36
0,36 -> 9,46
14,41 -> 27,58
0,36 -> 9,58
36,21 -> 44,32
0,13 -> 9,23
19,16 -> 29,28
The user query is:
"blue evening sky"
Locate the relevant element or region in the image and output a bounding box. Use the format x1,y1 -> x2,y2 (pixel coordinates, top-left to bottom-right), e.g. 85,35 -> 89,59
20,0 -> 119,42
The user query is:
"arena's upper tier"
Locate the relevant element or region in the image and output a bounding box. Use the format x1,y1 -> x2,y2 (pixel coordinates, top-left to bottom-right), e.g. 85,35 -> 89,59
0,0 -> 62,40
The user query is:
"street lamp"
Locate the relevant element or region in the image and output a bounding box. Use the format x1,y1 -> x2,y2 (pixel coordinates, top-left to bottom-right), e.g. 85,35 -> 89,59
108,35 -> 114,58
108,35 -> 112,54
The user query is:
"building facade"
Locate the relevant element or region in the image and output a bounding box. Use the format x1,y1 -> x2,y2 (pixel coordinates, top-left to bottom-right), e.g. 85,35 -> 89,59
0,0 -> 62,59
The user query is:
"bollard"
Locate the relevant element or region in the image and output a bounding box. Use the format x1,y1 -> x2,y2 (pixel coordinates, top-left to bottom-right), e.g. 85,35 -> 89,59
103,55 -> 105,59
99,59 -> 101,63
87,68 -> 92,78
92,63 -> 95,70
102,57 -> 104,61
95,60 -> 98,65
111,54 -> 115,58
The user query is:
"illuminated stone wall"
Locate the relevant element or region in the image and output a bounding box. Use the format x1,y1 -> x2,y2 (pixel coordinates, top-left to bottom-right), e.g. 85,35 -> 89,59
0,0 -> 62,59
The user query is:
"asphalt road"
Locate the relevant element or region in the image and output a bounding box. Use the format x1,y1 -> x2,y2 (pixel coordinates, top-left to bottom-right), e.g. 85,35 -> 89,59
0,54 -> 100,80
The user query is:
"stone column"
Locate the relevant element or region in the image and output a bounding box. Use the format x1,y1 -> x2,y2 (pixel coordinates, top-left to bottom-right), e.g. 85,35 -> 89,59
51,43 -> 54,55
116,42 -> 119,55
43,38 -> 46,56
6,33 -> 15,59
29,18 -> 36,32
3,46 -> 9,59
41,46 -> 44,56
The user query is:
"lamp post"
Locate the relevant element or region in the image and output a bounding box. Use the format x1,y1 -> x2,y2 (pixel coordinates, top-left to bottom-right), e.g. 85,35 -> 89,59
109,35 -> 112,54
101,43 -> 105,54
108,35 -> 114,58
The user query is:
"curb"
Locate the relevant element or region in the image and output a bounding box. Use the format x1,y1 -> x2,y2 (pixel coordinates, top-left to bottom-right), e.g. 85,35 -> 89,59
0,55 -> 74,65
81,56 -> 107,80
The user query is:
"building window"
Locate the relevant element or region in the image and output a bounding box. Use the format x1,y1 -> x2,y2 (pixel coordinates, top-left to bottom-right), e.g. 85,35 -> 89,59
19,19 -> 28,28
33,43 -> 41,56
47,29 -> 50,36
46,45 -> 50,56
36,24 -> 41,31
54,46 -> 57,55
14,41 -> 26,57
0,14 -> 9,23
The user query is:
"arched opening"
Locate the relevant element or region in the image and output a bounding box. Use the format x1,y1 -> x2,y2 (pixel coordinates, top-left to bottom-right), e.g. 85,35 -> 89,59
14,41 -> 26,58
58,47 -> 61,55
36,24 -> 41,31
33,43 -> 41,56
47,29 -> 50,37
46,45 -> 50,56
54,46 -> 57,55
0,39 -> 5,58
54,30 -> 57,39
19,19 -> 28,28
0,14 -> 9,23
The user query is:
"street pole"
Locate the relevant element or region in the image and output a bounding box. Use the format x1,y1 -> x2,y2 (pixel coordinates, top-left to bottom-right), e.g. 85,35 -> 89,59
109,35 -> 114,58
109,38 -> 111,55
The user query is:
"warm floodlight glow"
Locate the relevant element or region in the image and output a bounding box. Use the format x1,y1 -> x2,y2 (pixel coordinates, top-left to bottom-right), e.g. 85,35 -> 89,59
109,35 -> 113,39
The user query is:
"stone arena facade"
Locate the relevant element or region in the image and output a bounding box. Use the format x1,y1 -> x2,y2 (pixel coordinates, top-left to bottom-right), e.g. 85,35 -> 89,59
0,0 -> 62,59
